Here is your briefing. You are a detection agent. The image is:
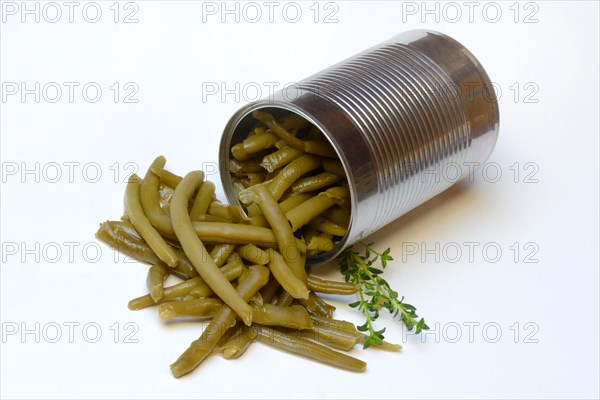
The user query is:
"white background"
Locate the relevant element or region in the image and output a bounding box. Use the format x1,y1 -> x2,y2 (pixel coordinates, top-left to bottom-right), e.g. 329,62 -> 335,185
1,1 -> 598,399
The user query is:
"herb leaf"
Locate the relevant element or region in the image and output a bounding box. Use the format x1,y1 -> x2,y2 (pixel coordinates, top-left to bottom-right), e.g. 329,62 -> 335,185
338,242 -> 428,348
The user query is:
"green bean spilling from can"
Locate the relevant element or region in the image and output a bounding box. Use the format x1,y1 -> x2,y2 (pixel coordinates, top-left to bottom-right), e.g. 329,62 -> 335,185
95,111 -> 427,377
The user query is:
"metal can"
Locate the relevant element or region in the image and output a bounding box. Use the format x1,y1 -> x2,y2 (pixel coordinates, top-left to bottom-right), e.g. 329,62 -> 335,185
219,29 -> 500,265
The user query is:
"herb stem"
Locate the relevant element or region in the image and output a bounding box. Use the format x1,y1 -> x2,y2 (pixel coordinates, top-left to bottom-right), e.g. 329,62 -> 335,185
338,242 -> 429,348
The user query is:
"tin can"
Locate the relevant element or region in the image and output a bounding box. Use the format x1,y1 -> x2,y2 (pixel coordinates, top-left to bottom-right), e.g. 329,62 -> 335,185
219,30 -> 500,265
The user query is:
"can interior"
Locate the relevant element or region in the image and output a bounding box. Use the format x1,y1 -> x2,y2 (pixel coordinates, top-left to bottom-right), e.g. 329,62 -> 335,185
220,104 -> 354,266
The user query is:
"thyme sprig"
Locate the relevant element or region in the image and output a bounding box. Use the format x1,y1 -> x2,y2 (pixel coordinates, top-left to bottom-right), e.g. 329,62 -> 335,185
339,242 -> 429,348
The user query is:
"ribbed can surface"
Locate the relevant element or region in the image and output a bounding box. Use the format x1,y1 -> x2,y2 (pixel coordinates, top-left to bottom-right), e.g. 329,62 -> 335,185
219,30 -> 500,265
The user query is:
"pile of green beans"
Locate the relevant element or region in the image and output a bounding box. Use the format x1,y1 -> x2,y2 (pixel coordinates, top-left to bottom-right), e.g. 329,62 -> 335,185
95,112 -> 400,378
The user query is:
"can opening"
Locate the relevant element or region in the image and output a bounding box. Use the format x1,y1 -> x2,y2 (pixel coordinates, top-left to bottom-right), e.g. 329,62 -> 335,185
219,103 -> 354,266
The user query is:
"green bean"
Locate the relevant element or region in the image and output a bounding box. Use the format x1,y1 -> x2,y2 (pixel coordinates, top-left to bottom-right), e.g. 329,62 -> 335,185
273,139 -> 288,150
250,291 -> 264,308
113,220 -> 198,276
190,181 -> 216,220
321,186 -> 349,200
290,172 -> 341,194
323,206 -> 351,227
147,264 -> 170,302
297,324 -> 360,351
140,156 -> 175,238
310,315 -> 357,334
280,193 -> 313,210
215,325 -> 241,356
247,193 -> 311,228
260,276 -> 281,304
252,304 -> 313,330
229,159 -> 264,174
278,113 -> 310,130
317,295 -> 336,314
207,202 -> 250,223
140,156 -> 176,238
260,146 -> 303,173
170,265 -> 269,378
150,166 -> 183,188
238,244 -> 269,265
322,159 -> 346,177
239,184 -> 307,283
214,325 -> 240,351
307,314 -> 403,351
206,201 -> 233,220
245,202 -> 263,218
231,143 -> 252,160
242,131 -> 279,153
210,244 -> 236,267
171,308 -> 236,377
285,190 -> 339,232
266,249 -> 309,300
311,313 -> 402,351
226,252 -> 241,264
193,214 -> 230,223
307,235 -> 334,254
240,172 -> 266,188
299,293 -> 335,317
301,227 -> 319,248
236,262 -> 250,282
125,174 -> 179,267
96,221 -> 196,280
247,126 -> 261,136
163,249 -> 198,278
171,171 -> 253,326
307,216 -> 347,237
307,275 -> 360,295
320,232 -> 334,240
191,222 -> 276,246
219,326 -> 256,360
159,298 -> 224,320
231,179 -> 246,198
303,139 -> 337,158
128,277 -> 204,310
357,335 -> 402,352
255,326 -> 366,372
289,187 -> 348,233
298,250 -> 308,277
113,218 -> 142,241
275,290 -> 294,307
119,214 -> 151,237
252,110 -> 306,151
97,219 -> 137,245
129,260 -> 243,310
170,249 -> 198,279
268,155 -> 321,201
331,197 -> 351,210
186,256 -> 244,299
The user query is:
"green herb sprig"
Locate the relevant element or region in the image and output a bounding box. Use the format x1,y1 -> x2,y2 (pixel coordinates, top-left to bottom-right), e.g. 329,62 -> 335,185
339,242 -> 429,348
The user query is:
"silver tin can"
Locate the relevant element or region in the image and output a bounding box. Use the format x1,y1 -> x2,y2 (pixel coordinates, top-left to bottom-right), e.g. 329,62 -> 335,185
219,30 -> 500,265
